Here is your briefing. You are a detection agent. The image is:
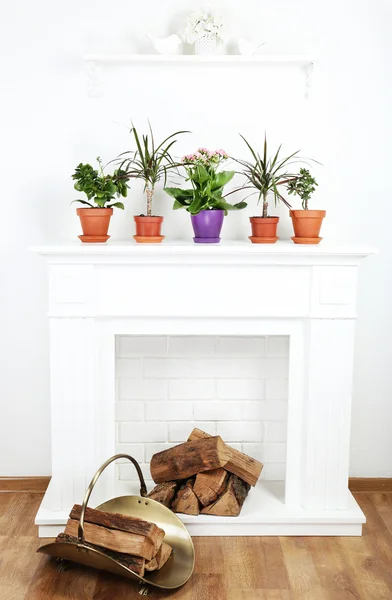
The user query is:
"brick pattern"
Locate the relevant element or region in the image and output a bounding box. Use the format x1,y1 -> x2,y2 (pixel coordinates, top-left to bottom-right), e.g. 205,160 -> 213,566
115,336 -> 289,483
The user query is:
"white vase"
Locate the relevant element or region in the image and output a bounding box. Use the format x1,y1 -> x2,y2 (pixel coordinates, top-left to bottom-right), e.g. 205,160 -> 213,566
194,33 -> 217,55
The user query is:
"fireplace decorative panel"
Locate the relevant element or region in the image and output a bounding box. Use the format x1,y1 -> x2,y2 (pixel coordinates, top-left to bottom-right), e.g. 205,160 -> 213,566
33,241 -> 375,537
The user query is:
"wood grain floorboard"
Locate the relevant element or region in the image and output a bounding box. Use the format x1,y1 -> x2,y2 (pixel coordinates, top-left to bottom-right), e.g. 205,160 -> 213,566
0,492 -> 392,599
227,591 -> 292,599
0,492 -> 42,537
280,537 -> 325,597
222,536 -> 266,589
337,494 -> 392,600
372,493 -> 392,533
307,536 -> 360,599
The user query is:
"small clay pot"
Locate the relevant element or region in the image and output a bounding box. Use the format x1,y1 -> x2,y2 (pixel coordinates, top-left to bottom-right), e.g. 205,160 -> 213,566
134,216 -> 164,243
290,210 -> 326,244
77,208 -> 113,243
249,216 -> 279,244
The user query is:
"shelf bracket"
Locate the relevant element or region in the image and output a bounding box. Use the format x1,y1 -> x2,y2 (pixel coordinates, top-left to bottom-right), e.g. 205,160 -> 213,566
305,61 -> 315,100
86,60 -> 104,98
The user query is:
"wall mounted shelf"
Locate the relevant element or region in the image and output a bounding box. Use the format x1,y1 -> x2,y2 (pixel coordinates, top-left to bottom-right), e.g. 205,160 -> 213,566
84,53 -> 318,65
83,53 -> 319,97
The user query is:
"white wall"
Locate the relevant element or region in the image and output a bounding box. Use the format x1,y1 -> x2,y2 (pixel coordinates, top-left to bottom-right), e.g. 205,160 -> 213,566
0,0 -> 391,476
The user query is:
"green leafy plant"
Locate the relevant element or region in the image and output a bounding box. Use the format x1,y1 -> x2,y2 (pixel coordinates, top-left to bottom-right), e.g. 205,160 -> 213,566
287,168 -> 318,210
72,157 -> 128,209
235,135 -> 301,218
164,148 -> 247,215
119,124 -> 188,217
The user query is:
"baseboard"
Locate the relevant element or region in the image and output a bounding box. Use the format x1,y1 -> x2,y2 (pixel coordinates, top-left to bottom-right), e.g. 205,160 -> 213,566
0,476 -> 51,493
349,478 -> 392,492
1,476 -> 389,494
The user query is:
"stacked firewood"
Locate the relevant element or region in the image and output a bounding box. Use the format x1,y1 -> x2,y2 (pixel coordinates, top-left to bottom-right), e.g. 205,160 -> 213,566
148,429 -> 263,516
56,504 -> 172,577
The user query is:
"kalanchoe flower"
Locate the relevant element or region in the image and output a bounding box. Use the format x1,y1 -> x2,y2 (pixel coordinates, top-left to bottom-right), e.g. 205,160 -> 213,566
182,148 -> 228,167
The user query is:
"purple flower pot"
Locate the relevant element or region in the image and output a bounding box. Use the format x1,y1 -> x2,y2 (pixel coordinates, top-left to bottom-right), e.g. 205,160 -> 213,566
190,209 -> 224,244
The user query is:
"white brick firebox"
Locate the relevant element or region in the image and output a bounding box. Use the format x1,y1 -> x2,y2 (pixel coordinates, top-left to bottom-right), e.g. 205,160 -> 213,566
115,335 -> 289,486
33,241 -> 374,537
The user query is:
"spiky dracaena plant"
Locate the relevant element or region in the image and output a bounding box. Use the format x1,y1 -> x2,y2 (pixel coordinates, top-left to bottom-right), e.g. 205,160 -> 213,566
118,124 -> 188,217
235,135 -> 300,217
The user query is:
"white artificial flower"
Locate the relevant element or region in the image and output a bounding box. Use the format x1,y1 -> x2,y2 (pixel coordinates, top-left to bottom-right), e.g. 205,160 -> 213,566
183,8 -> 224,43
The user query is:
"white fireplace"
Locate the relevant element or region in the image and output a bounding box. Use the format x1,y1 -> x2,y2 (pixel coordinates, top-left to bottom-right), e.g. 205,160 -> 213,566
33,240 -> 374,537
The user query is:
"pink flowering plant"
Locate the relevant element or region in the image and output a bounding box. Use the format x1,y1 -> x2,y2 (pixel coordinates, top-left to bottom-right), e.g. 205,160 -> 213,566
164,148 -> 246,215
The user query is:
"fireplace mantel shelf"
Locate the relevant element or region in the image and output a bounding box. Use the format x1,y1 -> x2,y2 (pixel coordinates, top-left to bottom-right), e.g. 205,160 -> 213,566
33,240 -> 376,267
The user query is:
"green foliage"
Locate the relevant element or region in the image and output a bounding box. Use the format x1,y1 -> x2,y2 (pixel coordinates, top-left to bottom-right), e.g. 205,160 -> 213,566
118,123 -> 189,216
164,158 -> 246,216
236,135 -> 300,217
72,157 -> 128,209
287,168 -> 318,210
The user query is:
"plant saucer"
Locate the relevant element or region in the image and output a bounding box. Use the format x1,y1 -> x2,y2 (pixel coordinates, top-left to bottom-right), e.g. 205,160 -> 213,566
78,235 -> 110,243
133,235 -> 165,244
193,237 -> 221,244
248,236 -> 278,244
291,236 -> 323,245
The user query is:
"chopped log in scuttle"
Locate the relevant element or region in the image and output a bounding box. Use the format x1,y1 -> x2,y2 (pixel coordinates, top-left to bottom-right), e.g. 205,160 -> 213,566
150,436 -> 231,483
171,479 -> 200,515
188,428 -> 263,487
64,517 -> 163,561
55,504 -> 172,575
55,532 -> 146,577
145,541 -> 173,572
70,504 -> 164,554
147,481 -> 178,507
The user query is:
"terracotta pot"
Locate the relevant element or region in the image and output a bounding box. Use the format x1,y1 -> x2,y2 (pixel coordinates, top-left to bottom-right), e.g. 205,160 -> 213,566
290,210 -> 326,244
77,208 -> 113,243
134,216 -> 164,243
249,216 -> 279,244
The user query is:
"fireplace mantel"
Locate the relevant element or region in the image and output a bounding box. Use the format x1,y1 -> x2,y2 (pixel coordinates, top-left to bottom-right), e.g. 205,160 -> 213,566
34,240 -> 372,262
33,241 -> 375,537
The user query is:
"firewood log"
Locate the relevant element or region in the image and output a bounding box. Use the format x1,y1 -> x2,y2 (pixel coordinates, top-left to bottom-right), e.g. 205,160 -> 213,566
201,475 -> 250,516
147,481 -> 178,507
56,533 -> 145,577
70,504 -> 164,554
150,436 -> 231,483
193,468 -> 228,507
171,479 -> 200,515
188,428 -> 263,487
145,541 -> 173,572
64,518 -> 163,561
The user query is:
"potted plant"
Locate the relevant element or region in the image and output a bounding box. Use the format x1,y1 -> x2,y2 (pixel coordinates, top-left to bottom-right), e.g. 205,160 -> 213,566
164,148 -> 246,243
236,136 -> 299,244
183,9 -> 224,55
72,157 -> 128,243
287,168 -> 324,244
120,124 -> 187,243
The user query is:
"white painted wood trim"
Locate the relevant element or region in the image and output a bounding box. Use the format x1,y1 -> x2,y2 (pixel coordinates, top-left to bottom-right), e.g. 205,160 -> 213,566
83,54 -> 319,66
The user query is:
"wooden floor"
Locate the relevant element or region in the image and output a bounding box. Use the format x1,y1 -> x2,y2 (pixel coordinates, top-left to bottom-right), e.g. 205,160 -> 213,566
1,492 -> 392,599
